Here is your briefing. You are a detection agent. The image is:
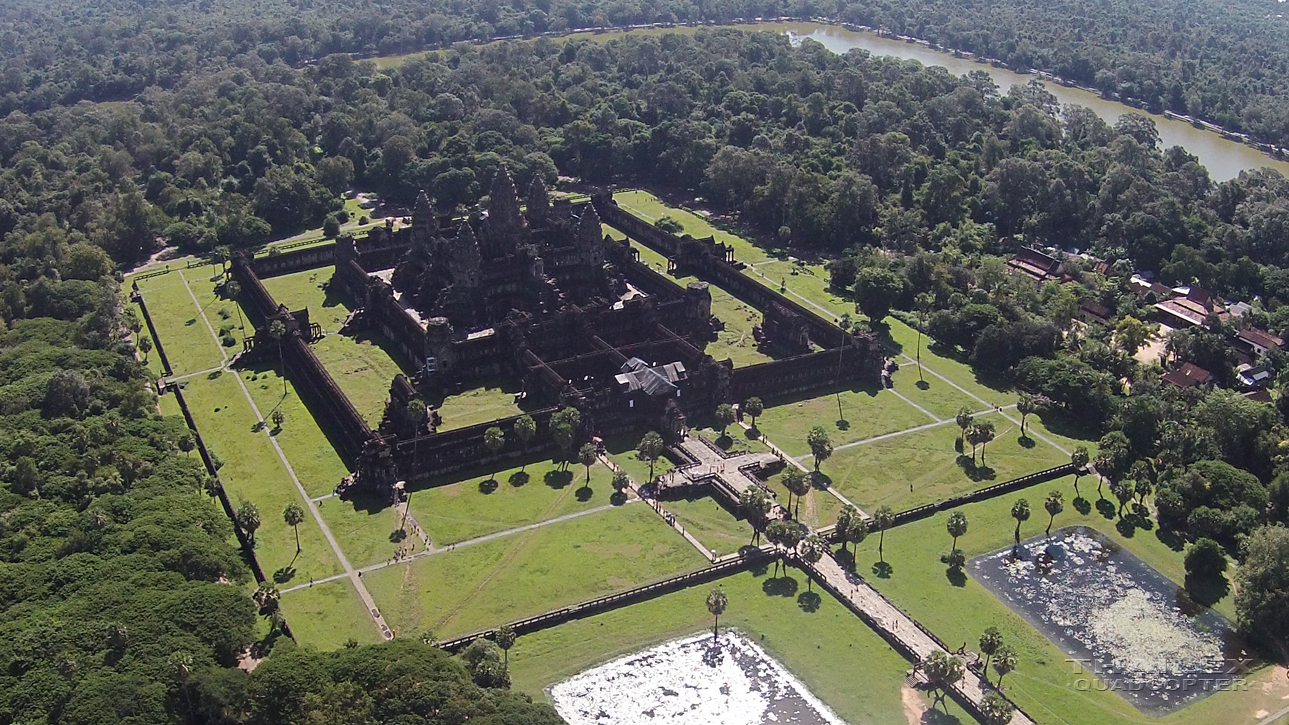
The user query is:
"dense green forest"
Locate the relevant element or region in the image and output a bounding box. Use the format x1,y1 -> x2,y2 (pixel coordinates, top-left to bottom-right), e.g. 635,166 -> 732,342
1,0 -> 1288,146
4,16 -> 1289,718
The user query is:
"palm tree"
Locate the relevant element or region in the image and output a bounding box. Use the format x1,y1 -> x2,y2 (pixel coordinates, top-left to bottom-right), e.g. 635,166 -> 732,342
975,420 -> 996,464
714,403 -> 736,438
706,587 -> 728,640
946,511 -> 968,551
268,319 -> 287,397
611,470 -> 630,498
638,431 -> 665,483
993,644 -> 1018,688
740,487 -> 771,544
981,692 -> 1014,725
495,625 -> 516,664
1010,498 -> 1031,544
799,534 -> 826,590
1044,490 -> 1064,536
1112,481 -> 1134,517
514,415 -> 536,470
915,292 -> 934,383
873,506 -> 895,561
743,397 -> 764,430
806,425 -> 832,471
169,650 -> 195,719
783,467 -> 810,519
978,627 -> 1003,674
955,407 -> 973,446
137,335 -> 152,362
965,423 -> 982,464
237,499 -> 261,545
578,442 -> 597,490
484,426 -> 505,482
836,504 -> 859,556
252,582 -> 280,616
1017,393 -> 1038,435
283,503 -> 305,557
225,280 -> 245,333
923,650 -> 965,709
1070,445 -> 1090,495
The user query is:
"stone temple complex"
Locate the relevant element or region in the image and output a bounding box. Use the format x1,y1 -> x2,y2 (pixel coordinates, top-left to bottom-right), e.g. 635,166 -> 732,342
230,164 -> 886,504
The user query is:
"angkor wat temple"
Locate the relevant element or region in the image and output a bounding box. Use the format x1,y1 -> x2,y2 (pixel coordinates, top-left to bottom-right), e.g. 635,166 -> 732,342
231,165 -> 886,504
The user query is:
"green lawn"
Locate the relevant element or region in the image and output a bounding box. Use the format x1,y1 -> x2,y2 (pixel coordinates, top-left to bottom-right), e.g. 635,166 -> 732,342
604,434 -> 675,486
316,493 -> 406,569
507,565 -> 955,725
431,378 -> 526,431
613,190 -> 776,265
133,274 -> 226,375
364,503 -> 708,640
261,267 -> 348,333
279,578 -> 384,650
755,383 -> 933,458
760,467 -> 847,530
845,481 -> 1289,725
408,456 -> 625,545
309,330 -> 410,426
180,373 -> 343,585
663,494 -> 755,557
823,412 -> 1068,513
888,363 -> 985,421
239,366 -> 350,498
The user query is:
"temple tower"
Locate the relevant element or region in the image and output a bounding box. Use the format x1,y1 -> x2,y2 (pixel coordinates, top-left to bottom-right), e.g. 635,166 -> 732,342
481,165 -> 525,259
526,174 -> 551,226
448,222 -> 482,288
575,203 -> 606,268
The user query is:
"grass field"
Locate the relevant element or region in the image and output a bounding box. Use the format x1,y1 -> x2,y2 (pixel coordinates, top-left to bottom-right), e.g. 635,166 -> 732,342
260,267 -> 348,332
316,494 -> 406,569
663,493 -> 755,556
846,481 -> 1289,725
823,412 -> 1068,512
755,382 -> 934,457
364,503 -> 708,640
760,467 -> 847,530
408,456 -> 625,545
278,578 -> 384,650
612,189 -> 776,265
604,434 -> 675,485
431,378 -> 526,431
238,365 -> 350,498
179,373 -> 343,585
507,565 -> 962,724
133,272 -> 226,375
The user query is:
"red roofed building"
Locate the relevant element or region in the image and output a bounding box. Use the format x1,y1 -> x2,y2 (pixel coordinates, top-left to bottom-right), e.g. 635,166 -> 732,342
1234,327 -> 1283,359
1153,288 -> 1228,328
1007,248 -> 1064,283
1161,362 -> 1213,388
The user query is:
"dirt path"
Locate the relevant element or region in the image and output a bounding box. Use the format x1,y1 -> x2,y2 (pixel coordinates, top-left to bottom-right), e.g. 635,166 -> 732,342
901,684 -> 929,725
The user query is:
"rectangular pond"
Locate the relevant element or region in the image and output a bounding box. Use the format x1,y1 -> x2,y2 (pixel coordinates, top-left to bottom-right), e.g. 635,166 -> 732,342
549,630 -> 846,725
969,526 -> 1251,715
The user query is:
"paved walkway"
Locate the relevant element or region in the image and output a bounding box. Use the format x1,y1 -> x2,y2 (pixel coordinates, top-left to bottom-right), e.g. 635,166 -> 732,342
177,270 -> 392,641
805,551 -> 1035,725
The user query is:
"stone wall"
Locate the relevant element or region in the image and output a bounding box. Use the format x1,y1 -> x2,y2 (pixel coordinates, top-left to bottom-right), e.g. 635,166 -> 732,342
250,243 -> 336,279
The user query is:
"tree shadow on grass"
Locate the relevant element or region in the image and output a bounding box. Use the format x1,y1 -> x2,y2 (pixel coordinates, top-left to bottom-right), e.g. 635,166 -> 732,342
833,547 -> 856,571
1115,516 -> 1137,538
812,472 -> 834,491
1017,435 -> 1036,449
762,575 -> 799,597
797,591 -> 822,612
916,379 -> 930,390
836,419 -> 850,431
872,560 -> 894,578
272,566 -> 296,584
921,707 -> 962,724
544,469 -> 573,489
574,485 -> 594,502
945,567 -> 967,587
249,630 -> 286,660
1155,526 -> 1186,552
955,456 -> 996,482
478,478 -> 499,494
610,491 -> 628,506
389,528 -> 407,543
1072,496 -> 1092,515
745,426 -> 761,439
508,471 -> 529,487
1095,498 -> 1117,520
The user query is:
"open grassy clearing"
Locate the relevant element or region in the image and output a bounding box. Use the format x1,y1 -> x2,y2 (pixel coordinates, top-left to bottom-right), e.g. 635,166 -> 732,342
430,378 -> 527,431
604,434 -> 675,485
507,565 -> 958,724
408,456 -> 625,545
889,359 -> 984,421
316,494 -> 406,569
133,274 -> 226,375
692,424 -> 771,456
179,373 -> 343,585
760,467 -> 846,530
278,578 -> 383,650
884,318 -> 1017,408
844,480 -> 1287,725
613,189 -> 775,265
309,329 -> 410,426
663,493 -> 756,557
823,412 -> 1068,513
260,267 -> 348,332
238,365 -> 350,498
755,383 -> 933,458
365,503 -> 708,640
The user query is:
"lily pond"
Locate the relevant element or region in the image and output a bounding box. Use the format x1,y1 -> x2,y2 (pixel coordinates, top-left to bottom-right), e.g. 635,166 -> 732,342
549,631 -> 846,725
969,526 -> 1251,715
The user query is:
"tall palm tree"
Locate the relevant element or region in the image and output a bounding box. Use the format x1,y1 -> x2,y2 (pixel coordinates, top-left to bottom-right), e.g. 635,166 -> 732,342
915,292 -> 934,383
873,506 -> 895,562
283,503 -> 305,558
783,467 -> 810,519
268,319 -> 287,398
578,443 -> 597,490
1070,445 -> 1090,495
484,426 -> 505,483
1010,498 -> 1031,544
706,587 -> 728,640
946,511 -> 968,551
638,431 -> 664,483
514,415 -> 536,471
978,627 -> 1003,674
1044,490 -> 1064,536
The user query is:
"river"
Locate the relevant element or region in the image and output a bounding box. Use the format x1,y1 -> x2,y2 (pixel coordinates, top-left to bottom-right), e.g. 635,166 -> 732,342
581,21 -> 1289,182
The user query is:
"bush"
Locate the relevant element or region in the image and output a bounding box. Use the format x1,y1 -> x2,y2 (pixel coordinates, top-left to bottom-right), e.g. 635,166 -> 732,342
359,215 -> 369,225
1185,538 -> 1228,579
654,215 -> 684,234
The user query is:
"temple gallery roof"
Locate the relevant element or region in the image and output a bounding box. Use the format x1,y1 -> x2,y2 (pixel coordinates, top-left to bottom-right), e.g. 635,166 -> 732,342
614,358 -> 687,397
